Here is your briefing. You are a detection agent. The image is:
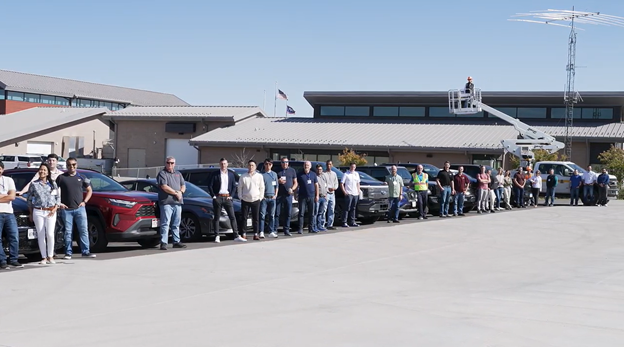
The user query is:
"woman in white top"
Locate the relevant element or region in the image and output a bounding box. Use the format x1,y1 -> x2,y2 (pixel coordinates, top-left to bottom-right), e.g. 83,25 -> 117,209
529,170 -> 542,207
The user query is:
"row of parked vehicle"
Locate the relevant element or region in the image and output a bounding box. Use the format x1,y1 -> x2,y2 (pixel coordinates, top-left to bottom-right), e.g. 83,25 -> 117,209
0,155 -> 67,170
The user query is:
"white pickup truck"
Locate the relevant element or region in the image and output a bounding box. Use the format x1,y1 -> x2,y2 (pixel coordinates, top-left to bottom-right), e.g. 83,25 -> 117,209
532,161 -> 619,197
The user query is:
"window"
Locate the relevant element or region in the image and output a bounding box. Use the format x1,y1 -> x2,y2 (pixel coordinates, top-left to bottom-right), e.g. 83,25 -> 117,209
429,107 -> 452,117
320,106 -> 344,116
582,108 -> 613,120
551,107 -> 581,119
7,91 -> 24,101
55,97 -> 70,106
137,181 -> 158,193
344,106 -> 369,116
41,95 -> 56,105
25,93 -> 40,103
78,99 -> 92,107
517,108 -> 546,119
0,88 -> 4,100
103,102 -> 113,109
399,107 -> 425,117
373,107 -> 399,117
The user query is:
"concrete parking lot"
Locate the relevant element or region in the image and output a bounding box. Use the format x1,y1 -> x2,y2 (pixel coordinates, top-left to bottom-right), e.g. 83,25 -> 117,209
1,201 -> 624,347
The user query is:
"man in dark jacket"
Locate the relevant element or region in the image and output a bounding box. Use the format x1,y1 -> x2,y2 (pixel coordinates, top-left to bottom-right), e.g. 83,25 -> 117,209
544,168 -> 558,207
597,168 -> 610,206
463,76 -> 474,107
208,158 -> 245,243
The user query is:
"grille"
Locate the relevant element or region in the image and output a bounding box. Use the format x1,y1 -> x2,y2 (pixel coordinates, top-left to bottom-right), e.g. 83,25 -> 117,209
135,204 -> 156,218
14,213 -> 33,227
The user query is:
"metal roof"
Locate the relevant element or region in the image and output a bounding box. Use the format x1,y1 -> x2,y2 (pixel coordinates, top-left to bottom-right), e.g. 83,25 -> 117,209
189,117 -> 624,151
104,106 -> 267,122
0,70 -> 188,106
0,107 -> 108,147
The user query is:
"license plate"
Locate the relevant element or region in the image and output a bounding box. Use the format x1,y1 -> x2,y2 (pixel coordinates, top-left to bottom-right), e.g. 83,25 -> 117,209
151,219 -> 159,228
27,228 -> 36,240
247,219 -> 252,227
411,201 -> 416,208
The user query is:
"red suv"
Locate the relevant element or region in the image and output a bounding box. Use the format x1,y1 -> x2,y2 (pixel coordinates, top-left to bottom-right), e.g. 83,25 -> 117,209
5,169 -> 161,252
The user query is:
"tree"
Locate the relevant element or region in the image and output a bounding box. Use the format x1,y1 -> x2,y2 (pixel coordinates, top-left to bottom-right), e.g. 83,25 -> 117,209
231,148 -> 255,168
598,145 -> 624,186
508,149 -> 567,169
338,148 -> 367,166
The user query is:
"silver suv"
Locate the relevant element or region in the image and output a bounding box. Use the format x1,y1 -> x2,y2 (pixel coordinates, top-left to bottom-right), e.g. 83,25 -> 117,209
0,155 -> 42,169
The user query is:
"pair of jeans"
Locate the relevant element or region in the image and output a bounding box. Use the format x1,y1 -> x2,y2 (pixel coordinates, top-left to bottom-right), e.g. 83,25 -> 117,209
241,200 -> 261,235
544,187 -> 556,206
298,196 -> 316,231
62,207 -> 90,256
388,197 -> 400,221
495,187 -> 504,209
343,194 -> 359,226
440,186 -> 452,216
570,187 -> 580,205
514,186 -> 524,207
453,192 -> 464,214
478,188 -> 489,211
159,204 -> 182,244
316,196 -> 328,230
213,196 -> 238,237
416,190 -> 428,218
0,213 -> 18,264
275,195 -> 293,233
325,193 -> 336,227
259,197 -> 276,233
583,185 -> 594,200
33,208 -> 57,259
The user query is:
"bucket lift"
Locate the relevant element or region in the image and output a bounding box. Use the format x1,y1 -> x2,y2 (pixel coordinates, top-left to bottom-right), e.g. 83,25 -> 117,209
448,88 -> 565,167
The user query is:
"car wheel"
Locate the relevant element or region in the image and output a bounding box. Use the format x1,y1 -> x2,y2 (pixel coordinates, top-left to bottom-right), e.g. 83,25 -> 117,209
180,213 -> 202,242
359,216 -> 379,225
87,215 -> 108,253
137,238 -> 161,248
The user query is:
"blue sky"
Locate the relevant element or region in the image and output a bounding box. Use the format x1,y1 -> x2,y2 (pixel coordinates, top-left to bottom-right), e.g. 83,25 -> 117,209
2,0 -> 623,116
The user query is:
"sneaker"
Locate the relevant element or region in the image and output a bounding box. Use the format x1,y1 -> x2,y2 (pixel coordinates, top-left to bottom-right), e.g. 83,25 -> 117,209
259,232 -> 265,239
308,229 -> 319,233
458,213 -> 465,216
453,213 -> 458,217
284,231 -> 292,236
477,210 -> 482,214
48,258 -> 56,264
242,233 -> 247,239
39,259 -> 48,265
440,215 -> 445,218
253,234 -> 260,240
82,253 -> 97,258
159,243 -> 168,250
423,216 -> 428,219
269,232 -> 278,238
490,210 -> 496,213
9,261 -> 23,268
63,255 -> 72,260
234,236 -> 248,242
418,216 -> 423,220
297,229 -> 304,234
341,224 -> 349,228
327,226 -> 337,230
214,235 -> 221,243
0,263 -> 9,270
392,220 -> 400,223
172,243 -> 187,249
318,228 -> 328,232
387,220 -> 391,224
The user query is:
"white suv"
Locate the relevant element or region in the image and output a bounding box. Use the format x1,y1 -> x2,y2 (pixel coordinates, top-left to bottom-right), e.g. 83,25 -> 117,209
0,155 -> 42,169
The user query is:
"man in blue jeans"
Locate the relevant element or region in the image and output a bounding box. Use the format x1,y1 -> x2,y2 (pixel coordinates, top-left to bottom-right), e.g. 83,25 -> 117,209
56,157 -> 96,259
157,156 -> 188,249
453,166 -> 470,216
384,165 -> 404,223
582,165 -> 597,203
569,169 -> 582,206
0,161 -> 22,269
315,164 -> 329,231
296,161 -> 319,234
275,157 -> 298,236
544,168 -> 558,206
260,159 -> 278,238
436,161 -> 455,218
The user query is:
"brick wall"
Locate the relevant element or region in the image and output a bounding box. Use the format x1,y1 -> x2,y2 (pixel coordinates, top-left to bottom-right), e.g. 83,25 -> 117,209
0,100 -> 63,114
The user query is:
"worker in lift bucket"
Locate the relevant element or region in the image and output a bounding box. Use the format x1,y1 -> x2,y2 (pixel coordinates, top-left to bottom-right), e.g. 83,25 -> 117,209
463,76 -> 474,108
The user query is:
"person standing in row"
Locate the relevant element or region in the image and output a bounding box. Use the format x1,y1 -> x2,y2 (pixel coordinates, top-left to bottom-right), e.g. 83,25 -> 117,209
436,161 -> 455,218
275,157 -> 297,236
296,161 -> 319,234
238,160 -> 265,240
476,166 -> 490,214
157,156 -> 188,250
315,164 -> 329,231
27,163 -> 60,265
384,165 -> 404,223
582,165 -> 597,202
544,168 -> 558,206
486,169 -> 496,213
56,157 -> 96,259
452,166 -> 470,216
260,159 -> 278,238
209,158 -> 245,243
412,165 -> 429,220
341,163 -> 360,227
513,167 -> 526,208
323,160 -> 339,230
0,161 -> 21,269
569,169 -> 582,206
502,170 -> 513,210
493,168 -> 505,211
597,168 -> 610,206
529,170 -> 542,207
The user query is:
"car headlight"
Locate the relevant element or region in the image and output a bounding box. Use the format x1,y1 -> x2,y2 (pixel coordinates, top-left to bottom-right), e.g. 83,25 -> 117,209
108,198 -> 137,208
427,189 -> 432,195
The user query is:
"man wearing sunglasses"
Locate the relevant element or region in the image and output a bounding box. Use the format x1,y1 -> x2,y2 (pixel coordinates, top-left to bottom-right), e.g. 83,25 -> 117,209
157,156 -> 188,250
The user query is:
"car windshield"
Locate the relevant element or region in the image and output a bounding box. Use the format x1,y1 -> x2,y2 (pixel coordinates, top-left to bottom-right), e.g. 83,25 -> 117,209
79,171 -> 128,192
183,182 -> 211,198
568,163 -> 586,173
422,164 -> 440,177
356,171 -> 380,181
396,168 -> 412,181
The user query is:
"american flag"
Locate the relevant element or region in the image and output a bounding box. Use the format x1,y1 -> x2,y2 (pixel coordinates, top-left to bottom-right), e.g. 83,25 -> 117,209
277,89 -> 288,100
286,106 -> 296,115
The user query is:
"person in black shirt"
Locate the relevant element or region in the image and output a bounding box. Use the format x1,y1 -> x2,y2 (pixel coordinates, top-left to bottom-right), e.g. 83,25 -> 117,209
436,161 -> 455,218
56,157 -> 95,259
463,76 -> 475,108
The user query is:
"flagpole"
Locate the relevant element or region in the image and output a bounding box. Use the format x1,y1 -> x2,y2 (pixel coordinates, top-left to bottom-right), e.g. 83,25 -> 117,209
273,81 -> 277,117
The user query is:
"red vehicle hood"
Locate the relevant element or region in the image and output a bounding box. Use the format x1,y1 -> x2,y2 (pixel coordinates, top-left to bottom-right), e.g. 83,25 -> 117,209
93,191 -> 156,202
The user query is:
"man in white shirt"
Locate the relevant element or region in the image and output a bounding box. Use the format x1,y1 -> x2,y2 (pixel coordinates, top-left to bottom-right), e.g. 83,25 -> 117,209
323,160 -> 339,230
0,161 -> 22,269
340,162 -> 361,228
582,165 -> 597,202
238,160 -> 265,240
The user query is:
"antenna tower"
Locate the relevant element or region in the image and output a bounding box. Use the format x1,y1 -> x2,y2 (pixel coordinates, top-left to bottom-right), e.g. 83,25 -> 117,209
509,9 -> 624,160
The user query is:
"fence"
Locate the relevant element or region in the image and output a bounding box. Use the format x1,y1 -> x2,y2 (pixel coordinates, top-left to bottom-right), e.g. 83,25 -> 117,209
112,163 -> 219,179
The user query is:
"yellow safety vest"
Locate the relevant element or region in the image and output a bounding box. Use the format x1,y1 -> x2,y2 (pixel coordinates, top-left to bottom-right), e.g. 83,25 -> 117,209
412,172 -> 428,191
